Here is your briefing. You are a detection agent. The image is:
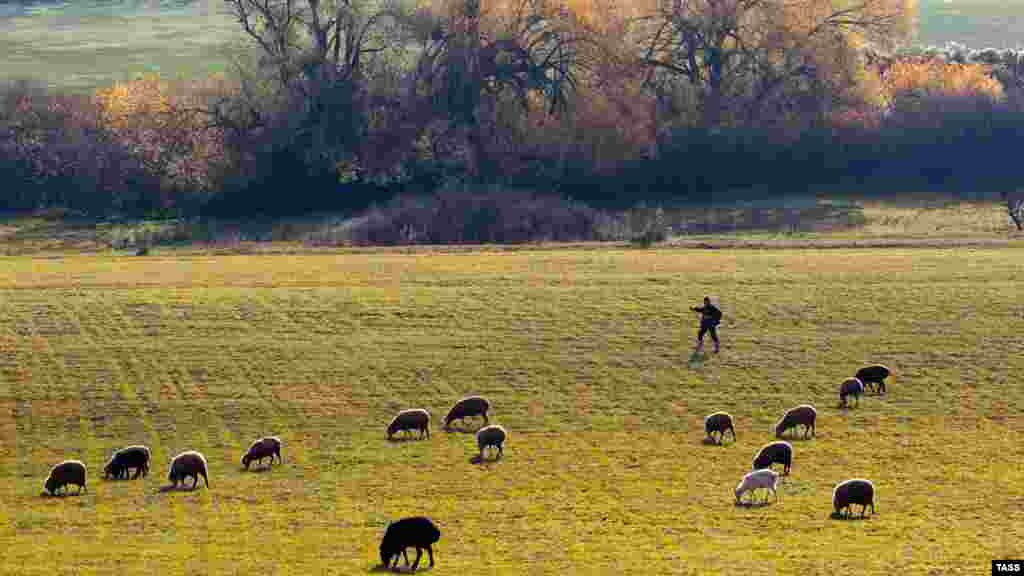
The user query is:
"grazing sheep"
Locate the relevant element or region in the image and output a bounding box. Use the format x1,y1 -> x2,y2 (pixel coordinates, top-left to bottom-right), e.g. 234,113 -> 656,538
839,378 -> 865,408
379,516 -> 441,571
387,409 -> 431,440
476,424 -> 507,460
735,468 -> 779,505
103,445 -> 151,480
833,478 -> 876,518
241,436 -> 283,469
444,396 -> 490,430
775,404 -> 817,439
855,364 -> 891,395
752,441 -> 793,476
704,411 -> 736,444
167,451 -> 209,490
43,460 -> 87,496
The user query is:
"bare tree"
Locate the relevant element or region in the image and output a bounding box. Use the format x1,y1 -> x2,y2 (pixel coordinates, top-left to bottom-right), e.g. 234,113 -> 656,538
638,0 -> 909,129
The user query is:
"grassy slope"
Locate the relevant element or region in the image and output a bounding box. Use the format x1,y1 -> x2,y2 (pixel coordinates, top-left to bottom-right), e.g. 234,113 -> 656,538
1,242 -> 1023,574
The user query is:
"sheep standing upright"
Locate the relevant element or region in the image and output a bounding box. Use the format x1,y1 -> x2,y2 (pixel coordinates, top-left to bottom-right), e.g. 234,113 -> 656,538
735,468 -> 779,505
387,409 -> 431,440
43,460 -> 87,496
839,378 -> 865,408
167,451 -> 209,490
855,364 -> 891,395
379,516 -> 441,571
752,441 -> 793,476
444,396 -> 490,430
103,445 -> 151,480
775,405 -> 817,439
833,479 -> 875,518
476,424 -> 507,460
242,436 -> 283,469
704,412 -> 736,444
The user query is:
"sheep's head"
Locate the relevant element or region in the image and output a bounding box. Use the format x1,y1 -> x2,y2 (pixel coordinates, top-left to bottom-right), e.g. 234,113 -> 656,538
379,543 -> 392,567
43,475 -> 56,495
241,453 -> 251,469
386,420 -> 400,438
734,483 -> 744,503
774,420 -> 785,437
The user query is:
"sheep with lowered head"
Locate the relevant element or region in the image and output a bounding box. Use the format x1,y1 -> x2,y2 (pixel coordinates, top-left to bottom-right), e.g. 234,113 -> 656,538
839,378 -> 865,408
444,396 -> 490,430
43,460 -> 87,496
167,450 -> 209,490
242,436 -> 282,469
833,478 -> 875,518
379,516 -> 441,571
387,409 -> 431,440
753,441 -> 793,476
735,468 -> 779,505
775,404 -> 817,439
476,424 -> 507,460
704,411 -> 736,444
103,445 -> 151,480
855,364 -> 891,395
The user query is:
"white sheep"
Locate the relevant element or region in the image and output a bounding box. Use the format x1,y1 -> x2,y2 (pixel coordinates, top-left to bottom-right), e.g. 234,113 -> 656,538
735,468 -> 779,505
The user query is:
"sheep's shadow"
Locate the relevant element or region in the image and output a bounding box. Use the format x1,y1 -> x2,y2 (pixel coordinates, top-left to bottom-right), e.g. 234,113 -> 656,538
369,564 -> 433,574
701,437 -> 734,446
443,423 -> 485,435
40,490 -> 84,498
470,454 -> 502,465
775,434 -> 815,442
829,512 -> 873,521
157,484 -> 203,493
240,465 -> 274,474
734,499 -> 776,509
386,435 -> 430,444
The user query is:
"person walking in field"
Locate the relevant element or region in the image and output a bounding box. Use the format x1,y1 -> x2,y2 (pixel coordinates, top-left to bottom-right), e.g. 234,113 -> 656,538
691,296 -> 722,354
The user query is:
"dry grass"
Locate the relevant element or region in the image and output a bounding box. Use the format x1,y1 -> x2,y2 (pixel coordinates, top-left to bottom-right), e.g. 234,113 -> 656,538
1,244 -> 1023,574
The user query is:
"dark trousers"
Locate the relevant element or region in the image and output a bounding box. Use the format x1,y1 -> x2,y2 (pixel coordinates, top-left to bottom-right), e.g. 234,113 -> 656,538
698,320 -> 719,343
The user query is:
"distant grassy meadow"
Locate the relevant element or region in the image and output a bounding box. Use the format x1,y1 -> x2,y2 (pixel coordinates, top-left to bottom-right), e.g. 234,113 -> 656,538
2,232 -> 1024,574
1,0 -> 1023,92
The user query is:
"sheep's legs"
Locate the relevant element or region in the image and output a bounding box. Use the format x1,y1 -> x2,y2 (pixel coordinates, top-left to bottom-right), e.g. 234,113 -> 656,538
427,544 -> 435,566
411,547 -> 423,571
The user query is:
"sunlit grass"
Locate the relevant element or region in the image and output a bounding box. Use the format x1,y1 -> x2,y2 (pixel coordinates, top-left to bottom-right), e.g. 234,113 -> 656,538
1,246 -> 1022,574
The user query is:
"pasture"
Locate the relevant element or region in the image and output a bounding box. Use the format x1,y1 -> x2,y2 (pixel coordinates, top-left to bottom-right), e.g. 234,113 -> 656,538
1,242 -> 1023,574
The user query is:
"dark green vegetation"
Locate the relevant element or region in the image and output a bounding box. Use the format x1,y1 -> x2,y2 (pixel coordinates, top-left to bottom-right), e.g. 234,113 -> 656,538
1,244 -> 1023,574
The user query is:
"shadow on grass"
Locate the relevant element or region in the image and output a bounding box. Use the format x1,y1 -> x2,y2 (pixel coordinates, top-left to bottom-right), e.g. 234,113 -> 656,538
687,351 -> 705,368
240,465 -> 274,473
701,437 -> 734,446
734,499 -> 776,509
157,484 -> 205,493
830,511 -> 874,521
776,433 -> 816,442
443,425 -> 481,435
40,490 -> 85,498
386,435 -> 430,444
369,564 -> 433,574
470,453 -> 503,465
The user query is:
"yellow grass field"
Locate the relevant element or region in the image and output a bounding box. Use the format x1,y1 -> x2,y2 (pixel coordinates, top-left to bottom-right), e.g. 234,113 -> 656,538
2,243 -> 1024,575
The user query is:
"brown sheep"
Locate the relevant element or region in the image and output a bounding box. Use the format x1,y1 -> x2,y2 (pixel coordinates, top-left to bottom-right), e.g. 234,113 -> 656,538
704,412 -> 736,444
775,405 -> 817,439
242,436 -> 283,469
387,409 -> 431,440
43,460 -> 87,496
839,378 -> 865,408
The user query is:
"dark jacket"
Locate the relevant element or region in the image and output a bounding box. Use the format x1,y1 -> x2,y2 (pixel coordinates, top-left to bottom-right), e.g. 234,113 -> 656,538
692,303 -> 722,325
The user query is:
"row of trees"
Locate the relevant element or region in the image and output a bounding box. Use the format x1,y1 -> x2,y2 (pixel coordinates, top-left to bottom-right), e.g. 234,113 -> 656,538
2,0 -> 1023,221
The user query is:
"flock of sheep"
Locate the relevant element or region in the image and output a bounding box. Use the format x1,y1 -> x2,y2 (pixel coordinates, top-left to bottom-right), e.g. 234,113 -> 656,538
39,395 -> 499,572
39,360 -> 890,571
708,363 -> 890,518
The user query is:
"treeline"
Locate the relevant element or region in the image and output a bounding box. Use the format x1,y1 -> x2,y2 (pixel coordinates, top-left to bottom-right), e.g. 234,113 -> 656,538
1,0 -> 1023,229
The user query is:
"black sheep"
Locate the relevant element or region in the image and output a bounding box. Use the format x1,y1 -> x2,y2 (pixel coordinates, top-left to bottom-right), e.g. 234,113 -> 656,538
704,412 -> 736,444
855,364 -> 891,395
752,441 -> 793,475
379,516 -> 441,571
833,478 -> 876,518
103,445 -> 151,480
